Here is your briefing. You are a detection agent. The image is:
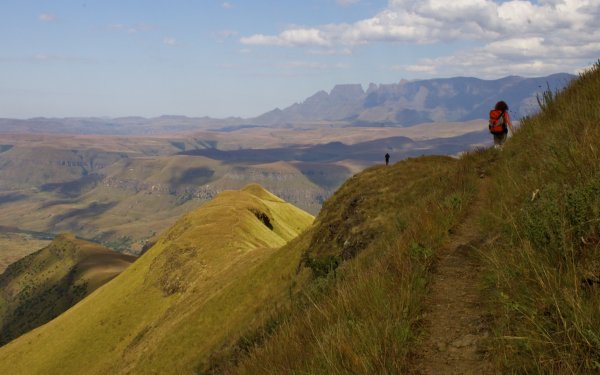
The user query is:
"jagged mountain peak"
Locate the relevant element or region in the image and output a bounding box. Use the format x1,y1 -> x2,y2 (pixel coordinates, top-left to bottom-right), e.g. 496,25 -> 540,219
251,73 -> 575,126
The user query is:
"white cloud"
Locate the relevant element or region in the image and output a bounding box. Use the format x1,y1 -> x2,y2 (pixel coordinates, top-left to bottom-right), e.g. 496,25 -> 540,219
240,0 -> 600,76
400,42 -> 583,78
307,47 -> 353,56
163,37 -> 178,46
222,2 -> 234,9
241,28 -> 330,47
401,64 -> 437,74
38,13 -> 57,22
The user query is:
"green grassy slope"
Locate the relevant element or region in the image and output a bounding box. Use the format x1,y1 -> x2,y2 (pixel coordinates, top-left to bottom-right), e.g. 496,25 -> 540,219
213,65 -> 600,374
481,63 -> 600,372
0,234 -> 135,345
208,155 -> 480,374
0,184 -> 313,374
1,66 -> 597,374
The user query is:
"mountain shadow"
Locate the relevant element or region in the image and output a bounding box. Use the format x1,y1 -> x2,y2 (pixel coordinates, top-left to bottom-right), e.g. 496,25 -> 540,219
0,234 -> 135,346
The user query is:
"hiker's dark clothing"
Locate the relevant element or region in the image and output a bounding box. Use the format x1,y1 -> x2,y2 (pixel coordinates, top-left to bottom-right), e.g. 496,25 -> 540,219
385,153 -> 390,166
493,132 -> 507,146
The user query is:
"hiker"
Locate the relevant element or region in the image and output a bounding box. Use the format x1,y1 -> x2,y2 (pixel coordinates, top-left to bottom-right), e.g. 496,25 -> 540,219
488,101 -> 514,148
385,153 -> 390,166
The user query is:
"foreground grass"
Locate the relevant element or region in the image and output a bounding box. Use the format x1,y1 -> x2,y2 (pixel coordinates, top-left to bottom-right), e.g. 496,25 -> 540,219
1,64 -> 597,374
210,156 -> 479,374
209,64 -> 600,374
481,63 -> 600,373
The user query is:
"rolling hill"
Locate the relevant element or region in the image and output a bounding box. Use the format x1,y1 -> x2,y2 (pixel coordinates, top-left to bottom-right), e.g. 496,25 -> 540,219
0,63 -> 598,373
0,234 -> 135,345
0,230 -> 51,273
0,123 -> 488,255
0,184 -> 313,374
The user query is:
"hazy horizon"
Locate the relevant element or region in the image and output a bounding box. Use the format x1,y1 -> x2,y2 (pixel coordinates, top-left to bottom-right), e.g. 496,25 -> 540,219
2,0 -> 598,119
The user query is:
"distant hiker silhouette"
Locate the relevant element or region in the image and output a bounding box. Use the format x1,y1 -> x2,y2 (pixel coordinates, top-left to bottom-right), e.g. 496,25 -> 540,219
385,153 -> 390,166
488,101 -> 514,149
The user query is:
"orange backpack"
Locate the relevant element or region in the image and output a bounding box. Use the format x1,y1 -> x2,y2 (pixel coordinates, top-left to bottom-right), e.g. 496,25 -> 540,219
488,109 -> 506,134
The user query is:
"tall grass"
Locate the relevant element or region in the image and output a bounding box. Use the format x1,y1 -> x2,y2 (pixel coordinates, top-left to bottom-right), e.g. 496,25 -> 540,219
209,63 -> 600,374
482,61 -> 600,373
209,156 -> 479,374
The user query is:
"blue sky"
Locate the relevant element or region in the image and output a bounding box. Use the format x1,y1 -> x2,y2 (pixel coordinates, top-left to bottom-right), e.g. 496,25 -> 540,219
1,0 -> 598,118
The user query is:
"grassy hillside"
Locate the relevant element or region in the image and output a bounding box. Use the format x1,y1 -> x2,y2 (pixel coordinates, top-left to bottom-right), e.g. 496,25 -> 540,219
0,232 -> 50,273
0,234 -> 135,345
208,65 -> 600,374
0,152 -> 342,254
206,155 -> 480,374
481,63 -> 600,372
75,156 -> 331,248
0,120 -> 485,254
0,66 -> 597,374
0,184 -> 313,374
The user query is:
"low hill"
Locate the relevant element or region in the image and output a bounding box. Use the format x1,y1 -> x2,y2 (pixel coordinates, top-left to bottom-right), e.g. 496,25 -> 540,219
0,185 -> 313,374
0,124 -> 488,255
0,230 -> 51,273
0,234 -> 135,345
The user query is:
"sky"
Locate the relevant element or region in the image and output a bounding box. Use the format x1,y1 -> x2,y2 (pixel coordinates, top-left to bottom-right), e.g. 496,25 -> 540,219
1,0 -> 598,119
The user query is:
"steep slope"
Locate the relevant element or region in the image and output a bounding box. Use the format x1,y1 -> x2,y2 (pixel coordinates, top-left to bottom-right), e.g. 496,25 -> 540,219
0,184 -> 313,374
215,66 -> 600,374
207,156 -> 480,373
0,69 -> 595,374
0,234 -> 135,345
480,63 -> 600,372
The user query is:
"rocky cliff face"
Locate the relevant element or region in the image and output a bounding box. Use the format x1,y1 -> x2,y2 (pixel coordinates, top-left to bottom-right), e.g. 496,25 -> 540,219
253,74 -> 575,126
0,146 -> 127,190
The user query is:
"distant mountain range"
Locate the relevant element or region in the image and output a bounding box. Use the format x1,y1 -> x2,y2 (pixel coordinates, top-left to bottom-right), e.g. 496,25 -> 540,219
0,74 -> 575,134
253,73 -> 575,127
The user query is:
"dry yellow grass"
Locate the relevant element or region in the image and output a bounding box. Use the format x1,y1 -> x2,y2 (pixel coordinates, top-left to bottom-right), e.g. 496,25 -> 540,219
0,233 -> 50,273
0,184 -> 313,374
0,234 -> 135,345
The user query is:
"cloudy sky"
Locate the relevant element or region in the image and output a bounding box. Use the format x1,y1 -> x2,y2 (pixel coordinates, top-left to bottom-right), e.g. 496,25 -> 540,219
1,0 -> 598,118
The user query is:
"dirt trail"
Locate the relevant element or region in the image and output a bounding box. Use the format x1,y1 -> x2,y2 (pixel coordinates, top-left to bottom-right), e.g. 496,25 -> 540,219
413,179 -> 493,375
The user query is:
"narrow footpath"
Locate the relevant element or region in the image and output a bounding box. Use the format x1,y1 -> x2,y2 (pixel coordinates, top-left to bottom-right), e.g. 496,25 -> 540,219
412,179 -> 493,375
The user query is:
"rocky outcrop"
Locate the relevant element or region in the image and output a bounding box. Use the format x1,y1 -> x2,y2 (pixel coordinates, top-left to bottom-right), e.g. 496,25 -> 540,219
252,74 -> 575,126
